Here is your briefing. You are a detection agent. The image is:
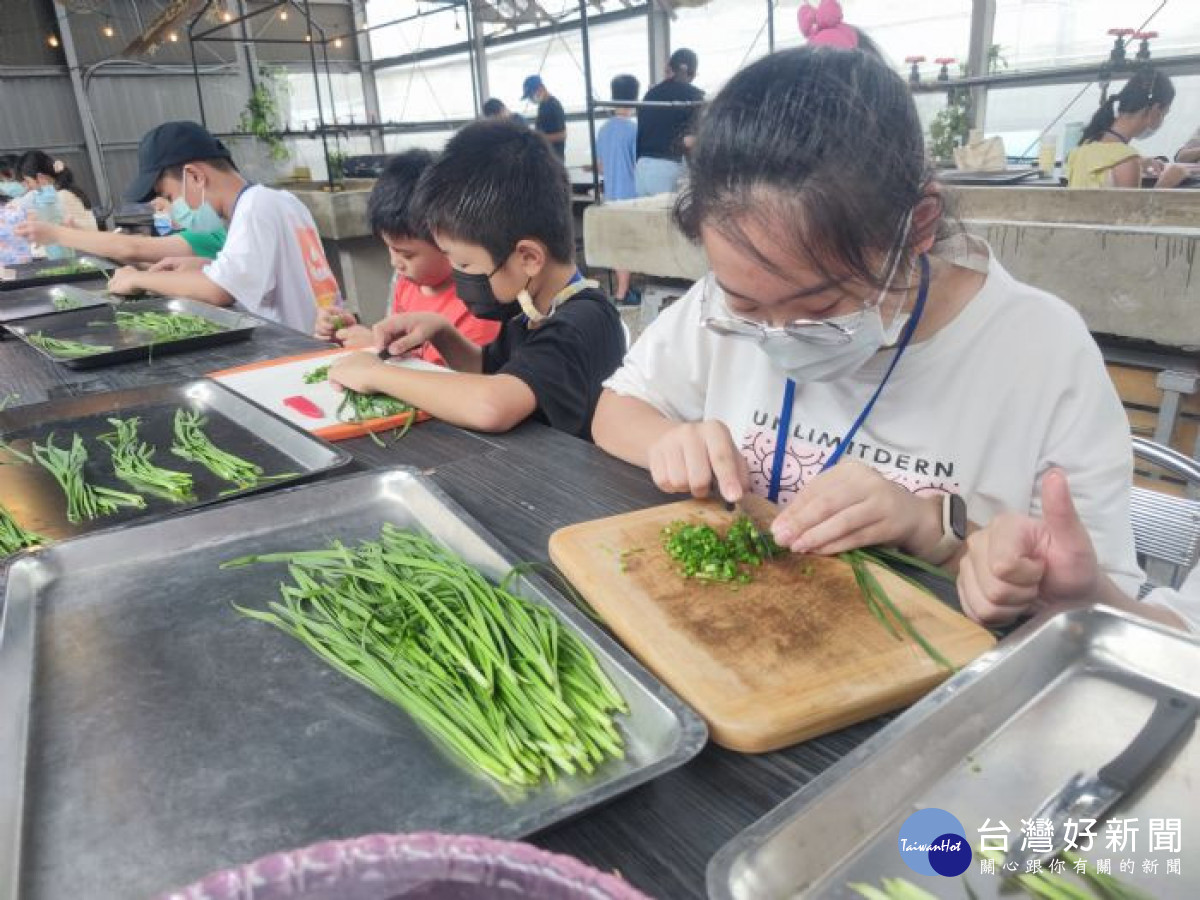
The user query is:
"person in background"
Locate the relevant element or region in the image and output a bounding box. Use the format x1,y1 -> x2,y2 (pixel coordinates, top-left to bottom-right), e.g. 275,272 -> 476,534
1176,126 -> 1200,164
108,121 -> 341,332
313,150 -> 499,366
521,75 -> 567,161
956,468 -> 1194,632
328,119 -> 625,439
595,73 -> 640,306
16,208 -> 226,265
0,155 -> 25,201
1066,70 -> 1189,189
635,48 -> 704,197
593,48 -> 1140,595
16,150 -> 98,230
482,97 -> 527,128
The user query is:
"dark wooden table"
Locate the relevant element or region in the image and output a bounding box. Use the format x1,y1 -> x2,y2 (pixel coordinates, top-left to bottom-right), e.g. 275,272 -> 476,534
0,317 -> 896,899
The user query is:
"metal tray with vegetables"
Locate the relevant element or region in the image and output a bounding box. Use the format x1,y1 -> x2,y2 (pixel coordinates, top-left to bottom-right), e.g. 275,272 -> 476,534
707,607 -> 1200,899
0,282 -> 112,326
0,467 -> 707,900
4,295 -> 258,368
0,255 -> 114,291
0,379 -> 350,561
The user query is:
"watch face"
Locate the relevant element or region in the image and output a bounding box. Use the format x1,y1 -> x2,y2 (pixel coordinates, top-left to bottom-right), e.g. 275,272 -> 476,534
949,493 -> 968,540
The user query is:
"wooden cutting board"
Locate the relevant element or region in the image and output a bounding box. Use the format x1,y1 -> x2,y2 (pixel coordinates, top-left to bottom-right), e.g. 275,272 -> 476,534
549,498 -> 996,753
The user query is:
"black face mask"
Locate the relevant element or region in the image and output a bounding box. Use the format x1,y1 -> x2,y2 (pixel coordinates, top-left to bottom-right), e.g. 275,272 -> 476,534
452,262 -> 520,322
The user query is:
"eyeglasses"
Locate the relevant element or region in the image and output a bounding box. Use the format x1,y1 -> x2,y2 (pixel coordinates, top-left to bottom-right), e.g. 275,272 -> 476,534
698,217 -> 913,347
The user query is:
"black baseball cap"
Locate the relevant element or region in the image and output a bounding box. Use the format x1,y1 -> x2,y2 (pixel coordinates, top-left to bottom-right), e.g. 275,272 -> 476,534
125,121 -> 233,202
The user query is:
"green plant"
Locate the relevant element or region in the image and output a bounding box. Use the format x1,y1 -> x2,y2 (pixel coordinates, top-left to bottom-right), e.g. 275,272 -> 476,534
928,87 -> 971,165
988,43 -> 1009,74
239,67 -> 290,163
327,149 -> 348,183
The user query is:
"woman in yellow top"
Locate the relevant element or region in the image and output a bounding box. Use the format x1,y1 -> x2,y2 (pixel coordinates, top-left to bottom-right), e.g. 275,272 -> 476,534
1066,70 -> 1188,189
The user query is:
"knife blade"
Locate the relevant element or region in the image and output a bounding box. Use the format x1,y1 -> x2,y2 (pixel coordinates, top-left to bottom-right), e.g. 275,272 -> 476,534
1006,692 -> 1197,873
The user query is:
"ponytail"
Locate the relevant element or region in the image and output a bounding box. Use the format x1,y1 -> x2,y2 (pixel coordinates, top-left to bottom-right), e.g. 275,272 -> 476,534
1082,69 -> 1176,144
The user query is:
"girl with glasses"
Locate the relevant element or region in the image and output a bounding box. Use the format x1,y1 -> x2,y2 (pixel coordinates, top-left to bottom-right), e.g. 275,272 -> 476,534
593,47 -> 1141,599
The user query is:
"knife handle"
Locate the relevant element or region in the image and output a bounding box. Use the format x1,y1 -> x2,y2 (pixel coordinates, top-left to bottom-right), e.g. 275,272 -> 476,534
1098,694 -> 1198,793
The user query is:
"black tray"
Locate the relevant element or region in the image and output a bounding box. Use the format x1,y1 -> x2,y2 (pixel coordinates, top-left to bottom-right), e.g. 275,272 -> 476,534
0,379 -> 351,560
5,295 -> 259,369
0,255 -> 114,292
0,282 -> 112,326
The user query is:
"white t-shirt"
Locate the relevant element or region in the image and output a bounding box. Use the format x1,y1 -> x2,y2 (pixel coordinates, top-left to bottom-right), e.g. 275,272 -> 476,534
605,236 -> 1143,594
204,185 -> 342,332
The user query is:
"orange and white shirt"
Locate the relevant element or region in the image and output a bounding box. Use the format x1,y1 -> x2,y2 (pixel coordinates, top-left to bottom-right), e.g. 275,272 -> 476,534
205,184 -> 342,332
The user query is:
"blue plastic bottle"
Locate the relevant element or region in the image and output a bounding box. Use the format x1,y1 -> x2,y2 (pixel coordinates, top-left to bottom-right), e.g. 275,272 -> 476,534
32,186 -> 76,261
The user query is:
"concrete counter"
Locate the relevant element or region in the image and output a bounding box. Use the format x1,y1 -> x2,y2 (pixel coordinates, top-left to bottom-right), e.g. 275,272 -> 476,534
583,188 -> 1200,350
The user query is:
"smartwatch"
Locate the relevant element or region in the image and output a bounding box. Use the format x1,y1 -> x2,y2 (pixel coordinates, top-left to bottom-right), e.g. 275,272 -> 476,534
928,493 -> 967,565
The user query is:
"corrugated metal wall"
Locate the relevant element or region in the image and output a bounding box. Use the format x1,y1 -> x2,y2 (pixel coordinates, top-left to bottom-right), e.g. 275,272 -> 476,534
0,0 -> 359,214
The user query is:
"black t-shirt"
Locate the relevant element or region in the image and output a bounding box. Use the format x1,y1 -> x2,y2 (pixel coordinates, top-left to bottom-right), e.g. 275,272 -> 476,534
536,95 -> 567,159
635,79 -> 705,162
482,287 -> 624,440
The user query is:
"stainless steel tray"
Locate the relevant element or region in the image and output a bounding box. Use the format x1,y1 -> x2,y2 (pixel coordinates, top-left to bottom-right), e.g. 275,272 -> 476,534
0,467 -> 707,900
0,254 -> 113,292
0,282 -> 111,325
0,378 -> 351,560
5,295 -> 258,368
708,608 -> 1200,899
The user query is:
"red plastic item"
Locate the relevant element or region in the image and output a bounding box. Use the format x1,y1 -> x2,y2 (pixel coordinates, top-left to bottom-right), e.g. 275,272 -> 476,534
282,395 -> 324,419
1108,27 -> 1135,36
935,57 -> 956,65
1134,31 -> 1158,39
904,54 -> 926,63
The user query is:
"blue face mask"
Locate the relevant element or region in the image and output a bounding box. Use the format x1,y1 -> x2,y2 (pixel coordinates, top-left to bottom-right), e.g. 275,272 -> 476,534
0,181 -> 26,200
170,174 -> 224,233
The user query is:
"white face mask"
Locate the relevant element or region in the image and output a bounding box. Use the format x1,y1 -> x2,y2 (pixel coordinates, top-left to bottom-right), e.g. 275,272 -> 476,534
755,213 -> 915,382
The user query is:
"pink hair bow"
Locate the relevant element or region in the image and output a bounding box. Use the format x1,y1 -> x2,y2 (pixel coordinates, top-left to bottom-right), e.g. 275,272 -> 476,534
798,0 -> 859,50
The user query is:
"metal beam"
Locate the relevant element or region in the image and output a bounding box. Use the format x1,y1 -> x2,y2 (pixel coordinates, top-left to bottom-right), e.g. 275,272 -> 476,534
468,0 -> 491,109
579,0 -> 599,198
351,0 -> 384,153
965,0 -> 996,131
912,53 -> 1200,93
647,1 -> 670,86
52,1 -> 112,215
370,5 -> 648,71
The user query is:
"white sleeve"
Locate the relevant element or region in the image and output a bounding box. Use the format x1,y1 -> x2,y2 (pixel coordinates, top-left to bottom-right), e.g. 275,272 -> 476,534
204,195 -> 277,305
1034,326 -> 1144,595
602,277 -> 711,422
1142,567 -> 1200,632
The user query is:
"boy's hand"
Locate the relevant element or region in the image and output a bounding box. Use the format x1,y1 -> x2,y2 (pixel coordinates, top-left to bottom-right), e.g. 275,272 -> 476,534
314,308 -> 372,346
148,256 -> 205,273
374,312 -> 452,357
15,219 -> 56,245
108,266 -> 145,295
956,468 -> 1099,625
329,351 -> 387,395
769,459 -> 942,558
648,420 -> 748,501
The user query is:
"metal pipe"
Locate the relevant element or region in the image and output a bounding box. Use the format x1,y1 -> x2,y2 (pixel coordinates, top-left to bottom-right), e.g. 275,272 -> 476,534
302,0 -> 333,189
911,52 -> 1200,92
188,1 -> 217,125
579,0 -> 600,201
591,98 -> 704,109
766,0 -> 775,53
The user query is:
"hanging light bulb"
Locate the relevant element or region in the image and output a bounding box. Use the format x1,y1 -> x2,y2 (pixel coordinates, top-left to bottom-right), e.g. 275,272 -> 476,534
280,9 -> 289,21
222,9 -> 233,22
168,31 -> 179,42
304,33 -> 311,42
102,20 -> 115,38
333,36 -> 343,49
48,33 -> 60,48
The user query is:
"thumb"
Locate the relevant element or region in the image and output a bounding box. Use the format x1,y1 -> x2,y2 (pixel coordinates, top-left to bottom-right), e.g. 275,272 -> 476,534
1040,467 -> 1086,543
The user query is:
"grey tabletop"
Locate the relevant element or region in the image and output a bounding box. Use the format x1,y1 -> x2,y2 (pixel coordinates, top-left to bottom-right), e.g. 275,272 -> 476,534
0,317 -> 894,899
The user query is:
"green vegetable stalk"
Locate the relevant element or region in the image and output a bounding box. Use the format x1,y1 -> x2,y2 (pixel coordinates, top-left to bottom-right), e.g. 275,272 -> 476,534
36,263 -> 101,278
302,363 -> 331,384
0,503 -> 42,555
113,310 -> 222,340
99,416 -> 194,501
31,433 -> 145,523
170,409 -> 265,489
26,332 -> 112,358
225,525 -> 629,787
304,362 -> 416,445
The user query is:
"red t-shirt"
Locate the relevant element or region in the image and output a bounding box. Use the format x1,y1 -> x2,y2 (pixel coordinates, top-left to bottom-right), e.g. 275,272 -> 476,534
390,277 -> 501,366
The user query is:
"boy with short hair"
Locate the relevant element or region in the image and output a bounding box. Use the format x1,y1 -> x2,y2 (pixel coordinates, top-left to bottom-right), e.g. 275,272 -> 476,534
595,73 -> 640,304
314,150 -> 499,366
328,119 -> 625,439
108,121 -> 341,332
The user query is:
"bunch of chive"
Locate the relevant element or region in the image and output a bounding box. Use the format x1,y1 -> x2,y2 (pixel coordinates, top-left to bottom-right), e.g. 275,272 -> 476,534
99,416 -> 194,501
31,433 -> 145,523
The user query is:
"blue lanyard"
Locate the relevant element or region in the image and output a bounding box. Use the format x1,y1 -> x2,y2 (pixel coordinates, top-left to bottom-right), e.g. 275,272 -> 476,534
228,181 -> 255,221
767,253 -> 931,502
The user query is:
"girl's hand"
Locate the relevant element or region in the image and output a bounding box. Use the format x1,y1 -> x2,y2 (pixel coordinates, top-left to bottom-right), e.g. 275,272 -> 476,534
770,459 -> 942,557
107,266 -> 145,295
373,312 -> 451,357
956,468 -> 1099,625
329,351 -> 387,394
647,420 -> 748,501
